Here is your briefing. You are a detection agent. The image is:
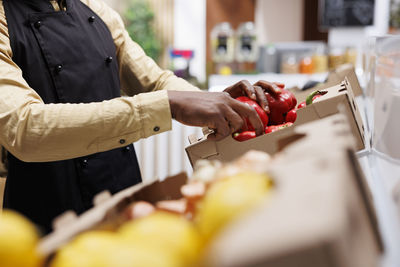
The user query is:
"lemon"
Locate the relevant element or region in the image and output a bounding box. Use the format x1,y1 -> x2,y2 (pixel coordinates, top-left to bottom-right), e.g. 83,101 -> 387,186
51,230 -> 180,267
0,210 -> 42,267
51,231 -> 122,267
196,172 -> 272,241
119,212 -> 202,266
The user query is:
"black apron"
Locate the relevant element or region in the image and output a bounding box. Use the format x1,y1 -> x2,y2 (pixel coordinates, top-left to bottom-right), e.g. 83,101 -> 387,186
3,0 -> 142,233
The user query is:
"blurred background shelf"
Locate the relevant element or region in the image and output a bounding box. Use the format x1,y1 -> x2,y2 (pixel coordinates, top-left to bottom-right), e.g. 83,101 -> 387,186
209,73 -> 328,92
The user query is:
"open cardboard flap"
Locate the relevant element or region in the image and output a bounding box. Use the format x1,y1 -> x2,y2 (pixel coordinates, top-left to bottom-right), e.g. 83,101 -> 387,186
290,64 -> 362,103
186,78 -> 365,166
327,64 -> 363,96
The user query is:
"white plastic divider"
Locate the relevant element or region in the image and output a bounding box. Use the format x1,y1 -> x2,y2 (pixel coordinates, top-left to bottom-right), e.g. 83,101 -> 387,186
357,152 -> 400,267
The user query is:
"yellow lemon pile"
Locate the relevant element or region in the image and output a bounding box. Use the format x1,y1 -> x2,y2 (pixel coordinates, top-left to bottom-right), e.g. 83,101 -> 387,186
52,212 -> 202,267
52,171 -> 273,267
0,210 -> 43,267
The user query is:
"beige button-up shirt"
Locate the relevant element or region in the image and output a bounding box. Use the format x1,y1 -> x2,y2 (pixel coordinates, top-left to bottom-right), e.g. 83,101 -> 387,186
0,0 -> 199,162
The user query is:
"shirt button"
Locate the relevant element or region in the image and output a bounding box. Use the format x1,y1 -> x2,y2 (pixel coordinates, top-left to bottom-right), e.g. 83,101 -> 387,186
125,145 -> 131,151
34,21 -> 42,29
153,126 -> 160,132
88,16 -> 96,23
119,139 -> 126,144
55,64 -> 63,73
82,159 -> 88,167
105,56 -> 113,64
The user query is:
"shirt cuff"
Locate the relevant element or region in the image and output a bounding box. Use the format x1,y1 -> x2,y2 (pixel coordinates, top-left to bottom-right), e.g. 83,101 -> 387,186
136,90 -> 172,138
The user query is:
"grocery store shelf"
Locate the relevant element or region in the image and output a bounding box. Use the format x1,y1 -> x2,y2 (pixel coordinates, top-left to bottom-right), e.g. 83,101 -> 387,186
209,73 -> 328,92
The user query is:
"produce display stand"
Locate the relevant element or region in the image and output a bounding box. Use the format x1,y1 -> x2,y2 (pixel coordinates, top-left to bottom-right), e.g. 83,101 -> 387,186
37,45 -> 400,266
39,115 -> 383,267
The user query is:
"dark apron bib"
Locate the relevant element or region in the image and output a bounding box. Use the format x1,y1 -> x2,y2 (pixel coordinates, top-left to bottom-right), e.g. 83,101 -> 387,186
3,0 -> 142,233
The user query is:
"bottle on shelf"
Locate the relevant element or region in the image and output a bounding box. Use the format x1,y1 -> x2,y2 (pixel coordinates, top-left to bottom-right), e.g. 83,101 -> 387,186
312,45 -> 328,73
211,22 -> 235,64
280,53 -> 299,74
299,53 -> 314,74
345,46 -> 358,67
328,47 -> 345,70
235,22 -> 258,63
211,22 -> 235,75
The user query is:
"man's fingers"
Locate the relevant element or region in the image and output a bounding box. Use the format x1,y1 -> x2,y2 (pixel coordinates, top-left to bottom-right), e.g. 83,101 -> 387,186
274,82 -> 285,88
224,80 -> 256,100
210,104 -> 245,140
254,85 -> 270,113
238,80 -> 256,100
254,80 -> 283,95
247,112 -> 264,136
224,108 -> 246,133
207,124 -> 231,141
207,130 -> 229,141
208,113 -> 232,141
231,100 -> 264,136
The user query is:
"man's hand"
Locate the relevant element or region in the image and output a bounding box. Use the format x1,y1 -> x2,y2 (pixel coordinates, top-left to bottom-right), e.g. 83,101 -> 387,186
168,91 -> 263,141
224,80 -> 283,113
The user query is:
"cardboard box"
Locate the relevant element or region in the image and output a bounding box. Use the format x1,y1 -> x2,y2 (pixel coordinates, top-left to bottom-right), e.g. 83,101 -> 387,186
327,64 -> 363,96
186,78 -> 365,166
290,64 -> 362,103
38,115 -> 381,267
38,173 -> 188,256
0,177 -> 5,210
201,115 -> 382,267
204,152 -> 380,266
